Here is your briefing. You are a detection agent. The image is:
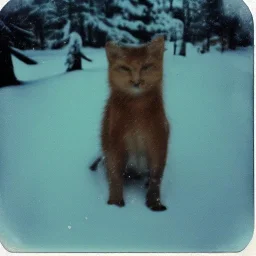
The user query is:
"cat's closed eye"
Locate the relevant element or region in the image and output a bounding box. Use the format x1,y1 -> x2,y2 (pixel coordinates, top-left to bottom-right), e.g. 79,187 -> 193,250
141,64 -> 154,71
118,65 -> 131,72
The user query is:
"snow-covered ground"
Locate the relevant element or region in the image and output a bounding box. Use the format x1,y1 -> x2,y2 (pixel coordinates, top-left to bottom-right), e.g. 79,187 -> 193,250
0,43 -> 254,252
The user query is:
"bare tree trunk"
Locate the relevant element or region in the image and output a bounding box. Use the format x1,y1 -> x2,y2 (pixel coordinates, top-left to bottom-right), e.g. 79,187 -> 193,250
220,30 -> 225,53
183,0 -> 190,42
228,25 -> 237,50
179,0 -> 189,56
173,31 -> 177,55
68,0 -> 73,23
170,0 -> 174,11
38,23 -> 45,50
173,40 -> 177,55
221,38 -> 225,53
87,25 -> 93,46
79,14 -> 86,46
206,31 -> 210,52
34,18 -> 45,50
88,0 -> 94,46
179,40 -> 186,56
0,44 -> 20,87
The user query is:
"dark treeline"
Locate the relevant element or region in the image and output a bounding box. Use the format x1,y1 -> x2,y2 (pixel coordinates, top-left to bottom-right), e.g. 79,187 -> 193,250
0,0 -> 253,53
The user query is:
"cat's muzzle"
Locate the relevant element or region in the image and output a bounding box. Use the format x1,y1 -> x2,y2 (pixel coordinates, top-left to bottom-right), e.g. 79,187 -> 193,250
133,82 -> 140,88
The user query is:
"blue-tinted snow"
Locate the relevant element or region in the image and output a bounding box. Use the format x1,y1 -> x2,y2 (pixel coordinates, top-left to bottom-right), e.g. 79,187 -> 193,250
0,43 -> 253,252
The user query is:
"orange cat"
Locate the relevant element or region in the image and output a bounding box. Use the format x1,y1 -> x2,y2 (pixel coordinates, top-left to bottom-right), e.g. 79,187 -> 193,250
100,36 -> 170,211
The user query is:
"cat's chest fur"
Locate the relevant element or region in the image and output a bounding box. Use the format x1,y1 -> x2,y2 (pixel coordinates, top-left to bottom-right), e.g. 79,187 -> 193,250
124,119 -> 150,172
109,93 -> 161,172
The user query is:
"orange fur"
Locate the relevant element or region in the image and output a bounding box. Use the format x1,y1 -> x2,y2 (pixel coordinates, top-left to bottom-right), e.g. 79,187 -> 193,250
102,36 -> 170,211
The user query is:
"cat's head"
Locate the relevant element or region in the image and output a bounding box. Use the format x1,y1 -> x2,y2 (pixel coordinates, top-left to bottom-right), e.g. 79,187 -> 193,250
105,36 -> 165,96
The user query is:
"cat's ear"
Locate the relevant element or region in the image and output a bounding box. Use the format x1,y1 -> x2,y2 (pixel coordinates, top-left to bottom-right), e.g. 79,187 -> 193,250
105,41 -> 122,62
147,36 -> 165,58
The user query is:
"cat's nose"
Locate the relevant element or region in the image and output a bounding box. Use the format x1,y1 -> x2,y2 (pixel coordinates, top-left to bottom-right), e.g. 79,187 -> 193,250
131,80 -> 142,88
134,82 -> 140,88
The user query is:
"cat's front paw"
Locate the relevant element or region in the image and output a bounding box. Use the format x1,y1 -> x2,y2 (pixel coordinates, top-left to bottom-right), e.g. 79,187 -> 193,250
108,199 -> 125,207
146,200 -> 167,211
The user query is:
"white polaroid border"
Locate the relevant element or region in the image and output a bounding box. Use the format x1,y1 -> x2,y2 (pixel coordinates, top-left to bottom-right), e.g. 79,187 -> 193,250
0,0 -> 255,255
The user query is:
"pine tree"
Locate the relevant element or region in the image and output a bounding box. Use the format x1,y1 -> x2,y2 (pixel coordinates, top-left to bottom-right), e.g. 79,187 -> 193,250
56,0 -> 104,46
24,0 -> 69,50
25,0 -> 87,49
84,0 -> 139,45
150,0 -> 173,36
66,32 -> 92,72
107,0 -> 150,42
108,0 -> 174,43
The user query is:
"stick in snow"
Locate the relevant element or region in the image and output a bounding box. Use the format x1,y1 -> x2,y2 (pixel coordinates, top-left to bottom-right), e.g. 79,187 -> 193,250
89,157 -> 102,171
80,52 -> 93,62
10,47 -> 37,65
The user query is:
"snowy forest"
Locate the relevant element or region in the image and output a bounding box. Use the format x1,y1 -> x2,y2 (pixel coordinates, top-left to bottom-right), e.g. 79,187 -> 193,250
0,0 -> 253,51
0,0 -> 253,86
